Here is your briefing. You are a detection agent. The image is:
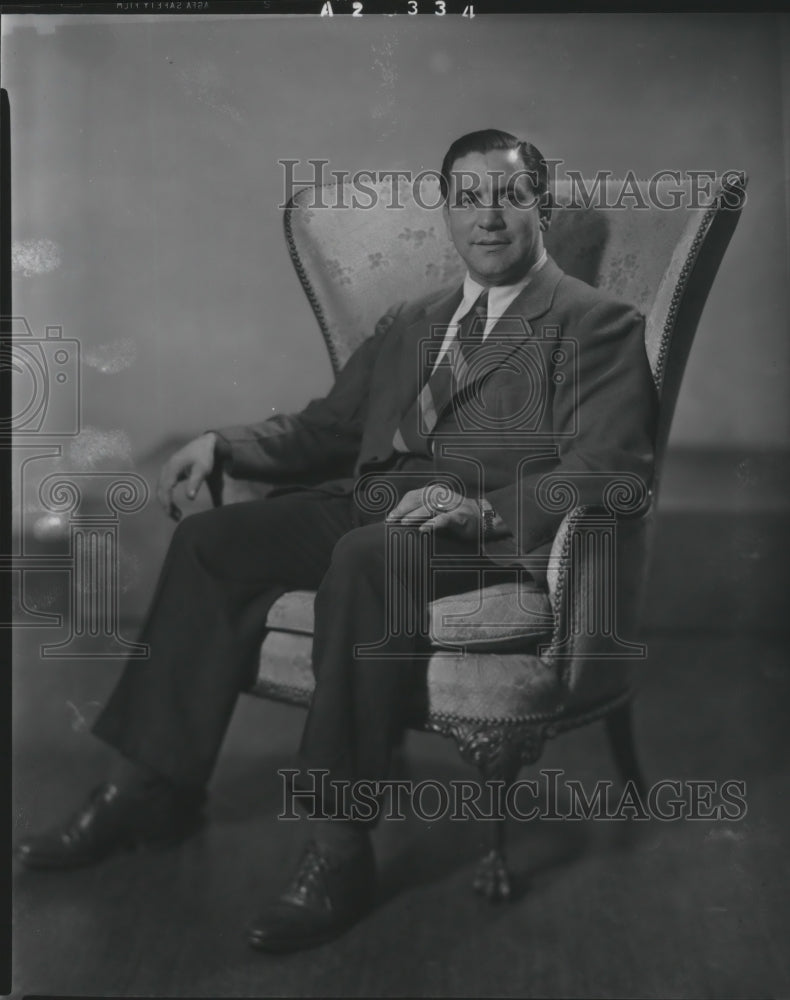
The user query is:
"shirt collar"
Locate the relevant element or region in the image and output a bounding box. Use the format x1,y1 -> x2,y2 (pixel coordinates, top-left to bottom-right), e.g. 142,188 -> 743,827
461,248 -> 548,311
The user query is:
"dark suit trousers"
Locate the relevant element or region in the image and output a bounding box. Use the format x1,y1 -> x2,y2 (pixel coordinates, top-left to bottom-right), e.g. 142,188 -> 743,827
91,486 -> 514,802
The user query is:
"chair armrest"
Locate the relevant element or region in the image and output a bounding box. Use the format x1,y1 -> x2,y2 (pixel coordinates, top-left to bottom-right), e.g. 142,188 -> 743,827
209,468 -> 275,507
542,469 -> 652,610
542,502 -> 652,705
545,499 -> 648,605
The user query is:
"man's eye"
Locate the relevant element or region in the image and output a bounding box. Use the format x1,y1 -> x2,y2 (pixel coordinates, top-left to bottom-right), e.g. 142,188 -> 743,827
506,183 -> 535,208
456,191 -> 474,208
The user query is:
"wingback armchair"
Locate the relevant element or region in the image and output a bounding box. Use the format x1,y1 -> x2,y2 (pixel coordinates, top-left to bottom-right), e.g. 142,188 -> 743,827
212,172 -> 746,899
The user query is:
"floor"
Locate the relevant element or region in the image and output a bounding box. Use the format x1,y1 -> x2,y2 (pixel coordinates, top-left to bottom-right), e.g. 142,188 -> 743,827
10,475 -> 790,997
11,623 -> 790,999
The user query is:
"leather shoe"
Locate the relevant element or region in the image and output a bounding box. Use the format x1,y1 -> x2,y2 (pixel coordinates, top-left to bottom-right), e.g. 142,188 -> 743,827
15,781 -> 205,870
247,838 -> 376,953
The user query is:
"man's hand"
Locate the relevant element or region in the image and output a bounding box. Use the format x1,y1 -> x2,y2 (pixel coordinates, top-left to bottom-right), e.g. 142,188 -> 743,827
385,486 -> 482,541
157,432 -> 221,521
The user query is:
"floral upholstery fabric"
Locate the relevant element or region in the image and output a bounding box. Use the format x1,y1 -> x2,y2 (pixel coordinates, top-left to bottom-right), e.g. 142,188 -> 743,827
286,175 -> 715,386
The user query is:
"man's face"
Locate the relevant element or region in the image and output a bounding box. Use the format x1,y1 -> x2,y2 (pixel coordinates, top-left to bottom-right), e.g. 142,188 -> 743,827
443,148 -> 547,287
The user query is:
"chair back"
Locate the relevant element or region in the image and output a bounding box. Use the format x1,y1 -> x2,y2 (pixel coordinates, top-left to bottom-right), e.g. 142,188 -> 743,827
285,173 -> 746,506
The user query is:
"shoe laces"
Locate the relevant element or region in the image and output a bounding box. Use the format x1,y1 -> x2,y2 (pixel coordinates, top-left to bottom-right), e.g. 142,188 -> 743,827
282,843 -> 333,910
60,784 -> 117,843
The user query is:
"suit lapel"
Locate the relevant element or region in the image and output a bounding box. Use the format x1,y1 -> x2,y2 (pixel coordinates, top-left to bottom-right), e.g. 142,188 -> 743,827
399,286 -> 463,391
434,256 -> 565,425
395,285 -> 462,424
495,254 -> 564,328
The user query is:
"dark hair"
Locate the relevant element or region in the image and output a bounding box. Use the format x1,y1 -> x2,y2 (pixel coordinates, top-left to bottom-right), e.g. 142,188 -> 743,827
439,128 -> 553,223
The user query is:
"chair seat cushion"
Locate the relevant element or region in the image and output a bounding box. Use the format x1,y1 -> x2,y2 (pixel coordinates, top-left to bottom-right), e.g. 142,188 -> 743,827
252,630 -> 565,722
265,589 -> 315,634
265,583 -> 554,652
428,581 -> 553,650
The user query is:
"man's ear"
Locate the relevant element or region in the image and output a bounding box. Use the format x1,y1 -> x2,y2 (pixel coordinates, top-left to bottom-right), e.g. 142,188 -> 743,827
539,212 -> 551,233
442,202 -> 452,239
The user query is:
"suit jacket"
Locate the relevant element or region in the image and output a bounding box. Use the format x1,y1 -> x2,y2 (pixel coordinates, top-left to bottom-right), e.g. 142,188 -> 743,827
214,256 -> 658,584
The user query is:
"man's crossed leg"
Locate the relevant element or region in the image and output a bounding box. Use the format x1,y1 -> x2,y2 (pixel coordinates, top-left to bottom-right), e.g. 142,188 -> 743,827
16,487 -> 507,951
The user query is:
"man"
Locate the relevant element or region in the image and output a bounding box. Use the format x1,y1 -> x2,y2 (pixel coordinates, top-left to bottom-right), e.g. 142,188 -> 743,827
16,129 -> 658,952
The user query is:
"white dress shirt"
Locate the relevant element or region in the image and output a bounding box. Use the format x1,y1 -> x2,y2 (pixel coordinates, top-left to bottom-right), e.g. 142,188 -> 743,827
430,248 -> 548,372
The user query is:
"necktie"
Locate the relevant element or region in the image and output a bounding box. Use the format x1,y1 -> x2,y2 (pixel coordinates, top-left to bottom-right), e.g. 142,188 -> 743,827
451,288 -> 490,391
456,289 -> 490,364
392,290 -> 489,456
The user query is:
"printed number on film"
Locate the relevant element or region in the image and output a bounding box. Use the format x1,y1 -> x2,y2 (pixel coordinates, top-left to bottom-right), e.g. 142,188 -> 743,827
320,2 -> 474,14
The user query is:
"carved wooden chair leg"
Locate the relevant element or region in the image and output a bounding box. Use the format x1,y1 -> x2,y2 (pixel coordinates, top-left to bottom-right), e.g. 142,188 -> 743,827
472,775 -> 517,903
426,717 -> 547,901
604,700 -> 646,796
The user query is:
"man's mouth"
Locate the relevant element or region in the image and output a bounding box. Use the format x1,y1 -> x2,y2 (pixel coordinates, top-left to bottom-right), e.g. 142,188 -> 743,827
475,240 -> 509,247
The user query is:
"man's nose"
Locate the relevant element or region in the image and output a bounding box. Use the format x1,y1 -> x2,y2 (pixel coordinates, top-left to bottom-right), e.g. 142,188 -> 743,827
476,205 -> 506,230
